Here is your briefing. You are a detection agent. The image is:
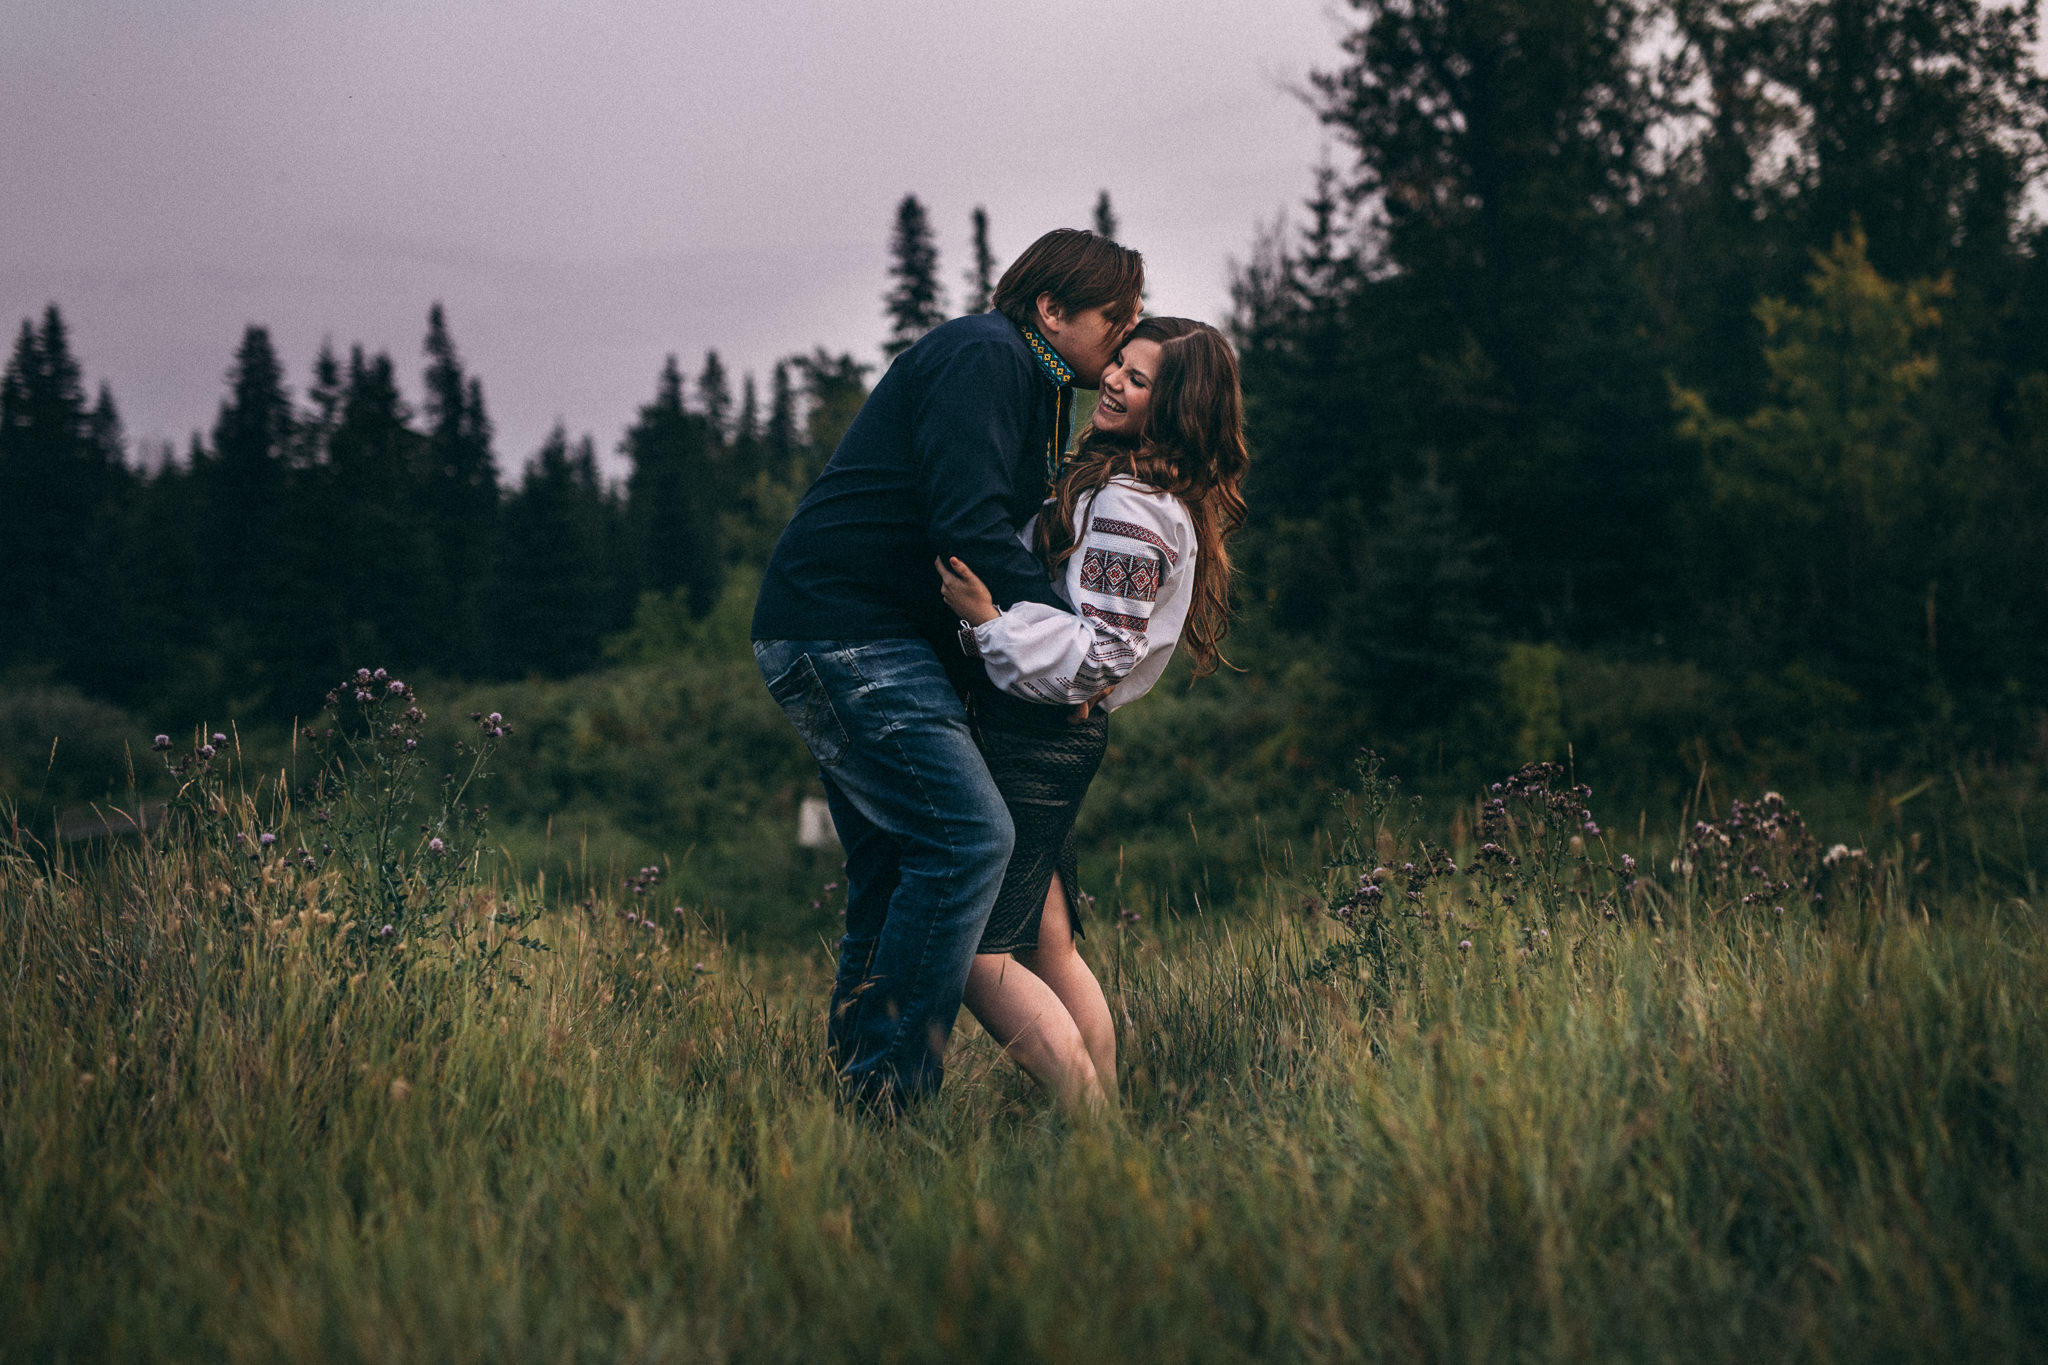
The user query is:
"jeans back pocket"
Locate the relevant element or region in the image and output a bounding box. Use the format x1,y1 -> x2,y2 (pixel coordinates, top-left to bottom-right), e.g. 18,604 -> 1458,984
764,652 -> 850,766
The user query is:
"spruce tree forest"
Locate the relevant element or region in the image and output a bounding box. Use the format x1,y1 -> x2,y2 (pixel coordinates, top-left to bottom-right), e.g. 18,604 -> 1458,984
7,0 -> 2048,929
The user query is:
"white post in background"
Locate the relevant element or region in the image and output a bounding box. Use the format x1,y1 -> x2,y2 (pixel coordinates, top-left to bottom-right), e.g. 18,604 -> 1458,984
797,795 -> 839,850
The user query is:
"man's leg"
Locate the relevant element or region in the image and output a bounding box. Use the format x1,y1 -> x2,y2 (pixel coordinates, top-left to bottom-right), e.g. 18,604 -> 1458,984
757,638 -> 1012,1112
819,771 -> 898,1074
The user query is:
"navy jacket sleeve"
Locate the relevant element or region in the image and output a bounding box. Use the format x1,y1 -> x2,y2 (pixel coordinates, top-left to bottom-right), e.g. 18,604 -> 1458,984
910,337 -> 1071,613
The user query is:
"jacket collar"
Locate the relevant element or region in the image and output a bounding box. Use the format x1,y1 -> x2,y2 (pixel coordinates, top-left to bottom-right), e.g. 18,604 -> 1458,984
1018,322 -> 1075,389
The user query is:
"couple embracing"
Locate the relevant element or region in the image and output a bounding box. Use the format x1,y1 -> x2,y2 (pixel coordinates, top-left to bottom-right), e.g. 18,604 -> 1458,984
751,228 -> 1248,1116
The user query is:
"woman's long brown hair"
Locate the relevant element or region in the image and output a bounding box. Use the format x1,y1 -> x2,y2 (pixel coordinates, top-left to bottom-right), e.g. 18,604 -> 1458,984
1035,317 -> 1250,676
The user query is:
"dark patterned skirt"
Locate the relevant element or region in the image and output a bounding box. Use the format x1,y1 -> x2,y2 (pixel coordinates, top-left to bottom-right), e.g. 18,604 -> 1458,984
967,684 -> 1110,955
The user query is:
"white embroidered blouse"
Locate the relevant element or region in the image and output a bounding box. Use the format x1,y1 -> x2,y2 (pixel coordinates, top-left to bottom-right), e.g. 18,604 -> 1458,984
966,476 -> 1196,712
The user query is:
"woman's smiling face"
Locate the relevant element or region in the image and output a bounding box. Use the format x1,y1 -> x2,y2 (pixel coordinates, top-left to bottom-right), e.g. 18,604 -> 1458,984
1091,338 -> 1163,438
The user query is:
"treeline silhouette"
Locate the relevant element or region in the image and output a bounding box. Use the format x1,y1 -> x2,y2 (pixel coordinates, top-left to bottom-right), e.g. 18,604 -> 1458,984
6,0 -> 2048,784
0,300 -> 872,722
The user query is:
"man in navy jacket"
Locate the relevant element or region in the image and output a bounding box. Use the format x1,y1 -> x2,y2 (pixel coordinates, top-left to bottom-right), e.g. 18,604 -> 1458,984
753,228 -> 1143,1113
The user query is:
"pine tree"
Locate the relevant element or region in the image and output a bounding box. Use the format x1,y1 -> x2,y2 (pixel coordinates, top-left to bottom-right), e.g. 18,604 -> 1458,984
1093,190 -> 1119,240
1338,464 -> 1494,729
794,350 -> 873,474
727,372 -> 762,491
696,350 -> 733,444
206,326 -> 295,568
622,355 -> 722,617
195,326 -> 300,699
299,341 -> 344,469
1306,0 -> 1679,641
883,194 -> 946,358
0,307 -> 131,683
421,304 -> 500,674
765,360 -> 799,482
497,426 -> 627,676
964,206 -> 998,313
328,346 -> 435,669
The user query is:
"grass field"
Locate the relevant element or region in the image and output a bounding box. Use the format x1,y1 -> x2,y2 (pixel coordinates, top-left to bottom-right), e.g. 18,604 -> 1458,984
3,715 -> 2044,1362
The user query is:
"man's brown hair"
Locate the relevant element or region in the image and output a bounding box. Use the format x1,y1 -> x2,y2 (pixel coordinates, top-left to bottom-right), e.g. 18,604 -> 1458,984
991,228 -> 1145,331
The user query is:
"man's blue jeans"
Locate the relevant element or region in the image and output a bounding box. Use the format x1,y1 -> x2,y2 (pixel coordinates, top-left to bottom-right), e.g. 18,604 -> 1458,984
754,638 -> 1013,1112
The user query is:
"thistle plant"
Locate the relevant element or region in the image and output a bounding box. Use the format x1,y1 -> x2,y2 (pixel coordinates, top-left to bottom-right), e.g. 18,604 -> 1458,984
1311,756 -> 1636,1016
1673,791 -> 1871,925
1471,762 -> 1635,924
1308,752 -> 1453,1014
136,670 -> 543,993
293,669 -> 539,985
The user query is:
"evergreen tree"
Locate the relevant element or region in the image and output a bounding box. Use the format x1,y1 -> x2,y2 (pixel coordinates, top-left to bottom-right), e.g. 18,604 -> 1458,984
206,327 -> 295,576
1338,463 -> 1494,730
733,373 -> 760,470
0,307 -> 132,685
1092,190 -> 1119,240
1785,0 -> 2047,290
696,350 -> 733,444
765,361 -> 799,482
622,355 -> 722,617
421,304 -> 500,674
197,326 -> 300,700
883,194 -> 946,358
793,350 -> 873,474
326,346 -> 435,669
497,425 -> 627,676
1301,0 -> 1681,641
299,341 -> 345,469
964,206 -> 998,313
1674,229 -> 1954,730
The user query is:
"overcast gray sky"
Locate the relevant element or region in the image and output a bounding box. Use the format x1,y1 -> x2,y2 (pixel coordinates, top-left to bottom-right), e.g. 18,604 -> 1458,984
1,0 -> 1346,473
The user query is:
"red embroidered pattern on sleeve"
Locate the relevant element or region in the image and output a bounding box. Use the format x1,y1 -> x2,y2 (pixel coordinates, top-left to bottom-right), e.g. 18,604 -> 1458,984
1090,517 -> 1179,565
1078,547 -> 1162,602
1081,603 -> 1149,634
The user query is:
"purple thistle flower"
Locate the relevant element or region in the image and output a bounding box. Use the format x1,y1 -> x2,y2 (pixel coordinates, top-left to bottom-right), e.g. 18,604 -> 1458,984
357,668 -> 372,682
1459,939 -> 1472,950
373,668 -> 387,682
404,738 -> 418,751
387,679 -> 405,694
211,732 -> 226,745
379,923 -> 395,937
355,689 -> 372,703
487,712 -> 502,725
199,744 -> 216,760
428,837 -> 445,854
152,734 -> 170,750
259,832 -> 276,846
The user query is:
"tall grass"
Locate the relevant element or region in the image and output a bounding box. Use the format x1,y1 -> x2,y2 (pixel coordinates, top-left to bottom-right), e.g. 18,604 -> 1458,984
2,729 -> 2043,1361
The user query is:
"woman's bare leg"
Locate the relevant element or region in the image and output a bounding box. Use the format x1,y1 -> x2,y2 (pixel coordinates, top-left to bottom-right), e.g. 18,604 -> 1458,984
1016,878 -> 1117,1095
963,952 -> 1103,1112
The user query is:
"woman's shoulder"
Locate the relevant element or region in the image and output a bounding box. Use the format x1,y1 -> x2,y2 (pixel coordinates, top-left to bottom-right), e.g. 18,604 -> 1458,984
1085,477 -> 1195,565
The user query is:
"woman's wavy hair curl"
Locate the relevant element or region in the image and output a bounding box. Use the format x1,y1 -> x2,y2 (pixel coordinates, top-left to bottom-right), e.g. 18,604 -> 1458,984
1035,317 -> 1250,676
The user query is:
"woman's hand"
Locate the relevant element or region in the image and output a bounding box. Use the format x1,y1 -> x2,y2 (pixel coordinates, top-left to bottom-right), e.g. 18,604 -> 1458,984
937,556 -> 999,626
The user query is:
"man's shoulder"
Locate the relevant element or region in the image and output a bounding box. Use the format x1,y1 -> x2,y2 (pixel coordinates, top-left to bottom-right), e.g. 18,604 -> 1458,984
904,312 -> 1032,372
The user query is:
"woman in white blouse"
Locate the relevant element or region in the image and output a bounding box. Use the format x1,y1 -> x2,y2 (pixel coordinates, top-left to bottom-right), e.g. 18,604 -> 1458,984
937,317 -> 1250,1111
